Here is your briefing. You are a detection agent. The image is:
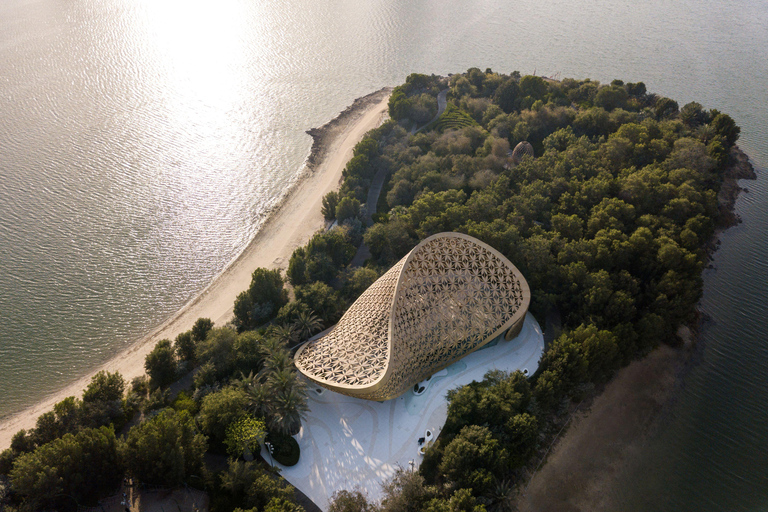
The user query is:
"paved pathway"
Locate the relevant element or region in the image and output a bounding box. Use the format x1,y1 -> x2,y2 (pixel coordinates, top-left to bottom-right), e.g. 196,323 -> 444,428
267,313 -> 544,510
349,88 -> 450,267
415,88 -> 449,134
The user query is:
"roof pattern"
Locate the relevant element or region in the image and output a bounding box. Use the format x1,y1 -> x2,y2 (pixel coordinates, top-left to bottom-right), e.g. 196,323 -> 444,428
294,233 -> 530,400
294,258 -> 405,386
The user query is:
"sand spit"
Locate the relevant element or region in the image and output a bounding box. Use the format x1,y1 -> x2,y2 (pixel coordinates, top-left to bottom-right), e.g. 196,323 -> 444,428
0,88 -> 392,450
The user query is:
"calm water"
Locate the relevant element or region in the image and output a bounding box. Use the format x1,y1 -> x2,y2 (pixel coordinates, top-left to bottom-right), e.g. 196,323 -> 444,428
0,0 -> 766,508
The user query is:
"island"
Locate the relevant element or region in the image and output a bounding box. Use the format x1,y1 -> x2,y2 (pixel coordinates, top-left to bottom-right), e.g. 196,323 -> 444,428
0,69 -> 754,512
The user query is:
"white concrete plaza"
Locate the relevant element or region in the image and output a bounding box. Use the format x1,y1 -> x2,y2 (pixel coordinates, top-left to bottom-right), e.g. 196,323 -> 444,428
266,313 -> 544,510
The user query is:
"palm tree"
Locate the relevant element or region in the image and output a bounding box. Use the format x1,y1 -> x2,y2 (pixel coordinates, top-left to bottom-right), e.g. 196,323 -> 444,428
267,324 -> 297,347
235,370 -> 257,391
270,385 -> 309,435
245,381 -> 270,418
488,479 -> 516,512
266,367 -> 297,395
293,310 -> 323,342
260,350 -> 292,378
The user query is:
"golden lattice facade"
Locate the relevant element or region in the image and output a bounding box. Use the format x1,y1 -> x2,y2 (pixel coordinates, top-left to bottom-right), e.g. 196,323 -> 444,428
294,232 -> 531,401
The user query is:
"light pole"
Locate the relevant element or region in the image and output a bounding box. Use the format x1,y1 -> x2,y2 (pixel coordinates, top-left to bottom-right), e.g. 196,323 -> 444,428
265,441 -> 275,468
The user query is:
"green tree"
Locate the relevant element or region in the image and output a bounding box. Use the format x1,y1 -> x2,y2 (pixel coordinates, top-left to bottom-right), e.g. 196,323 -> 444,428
10,430 -> 33,453
246,381 -> 271,419
225,416 -> 267,459
220,459 -> 259,507
594,85 -> 628,111
144,339 -> 177,389
287,247 -> 309,286
336,196 -> 361,223
322,191 -> 340,220
198,386 -> 249,449
175,330 -> 196,362
505,413 -> 539,468
192,317 -> 214,341
443,370 -> 530,440
493,79 -> 520,114
293,309 -> 323,342
654,97 -> 679,119
30,396 -> 84,446
251,476 -> 297,511
81,371 -> 127,430
233,330 -> 266,377
121,409 -> 206,487
264,498 -> 304,512
389,88 -> 412,120
235,268 -> 289,330
289,229 -> 357,285
625,81 -> 646,97
0,447 -> 15,476
487,480 -> 515,512
10,426 -> 122,510
519,75 -> 547,100
343,267 -> 380,300
269,385 -> 309,436
196,326 -> 238,380
710,111 -> 740,147
438,425 -> 506,495
82,371 -> 125,403
294,281 -> 344,325
380,467 -> 436,512
269,323 -> 300,346
234,291 -> 257,331
680,101 -> 708,127
329,490 -> 377,512
423,489 -> 487,512
172,390 -> 199,416
364,220 -> 417,265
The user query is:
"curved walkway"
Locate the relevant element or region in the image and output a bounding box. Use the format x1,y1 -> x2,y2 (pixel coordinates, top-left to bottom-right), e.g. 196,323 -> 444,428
266,313 -> 544,510
350,88 -> 449,267
416,88 -> 449,133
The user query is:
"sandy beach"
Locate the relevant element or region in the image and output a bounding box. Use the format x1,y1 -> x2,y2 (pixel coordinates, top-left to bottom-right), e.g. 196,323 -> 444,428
0,88 -> 392,450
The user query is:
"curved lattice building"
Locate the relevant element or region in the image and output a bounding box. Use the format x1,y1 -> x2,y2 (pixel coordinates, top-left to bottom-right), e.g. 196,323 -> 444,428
294,232 -> 531,401
511,141 -> 534,164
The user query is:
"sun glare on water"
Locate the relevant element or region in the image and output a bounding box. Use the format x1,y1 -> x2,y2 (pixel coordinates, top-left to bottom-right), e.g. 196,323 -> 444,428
137,0 -> 262,111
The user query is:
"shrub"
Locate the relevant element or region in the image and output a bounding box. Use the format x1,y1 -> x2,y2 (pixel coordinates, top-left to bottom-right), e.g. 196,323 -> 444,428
266,431 -> 300,466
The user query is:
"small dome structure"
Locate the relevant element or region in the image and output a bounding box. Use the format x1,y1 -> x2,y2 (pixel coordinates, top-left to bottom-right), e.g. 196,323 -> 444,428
294,232 -> 531,401
511,141 -> 534,164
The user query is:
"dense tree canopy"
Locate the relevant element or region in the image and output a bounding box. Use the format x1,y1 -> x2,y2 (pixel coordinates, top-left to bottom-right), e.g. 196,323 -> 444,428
234,268 -> 289,331
10,426 -> 122,510
121,409 -> 206,487
336,69 -> 740,504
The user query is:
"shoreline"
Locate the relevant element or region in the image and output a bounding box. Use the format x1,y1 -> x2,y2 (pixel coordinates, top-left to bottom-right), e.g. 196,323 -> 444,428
513,145 -> 757,511
0,87 -> 392,450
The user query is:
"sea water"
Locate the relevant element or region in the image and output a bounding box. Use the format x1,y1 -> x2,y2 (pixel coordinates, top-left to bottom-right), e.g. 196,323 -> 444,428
1,0 -> 767,509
